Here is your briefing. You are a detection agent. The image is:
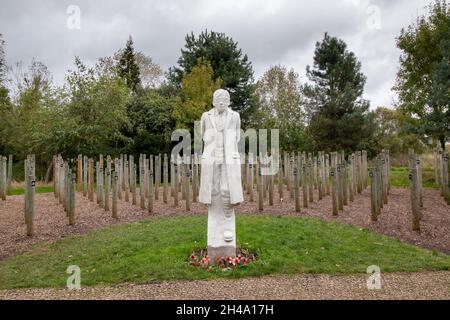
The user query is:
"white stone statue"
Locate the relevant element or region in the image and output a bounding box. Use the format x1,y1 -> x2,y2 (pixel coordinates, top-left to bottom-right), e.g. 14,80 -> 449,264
199,89 -> 244,262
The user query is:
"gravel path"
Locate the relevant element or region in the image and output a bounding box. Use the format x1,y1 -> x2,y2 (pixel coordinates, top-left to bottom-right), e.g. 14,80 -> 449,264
0,271 -> 449,300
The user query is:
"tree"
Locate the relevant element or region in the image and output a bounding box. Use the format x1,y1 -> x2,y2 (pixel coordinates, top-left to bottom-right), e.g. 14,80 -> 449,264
395,0 -> 450,149
0,33 -> 6,85
173,58 -> 221,130
303,33 -> 372,153
125,89 -> 176,155
134,51 -> 163,89
372,107 -> 427,155
10,60 -> 52,110
117,36 -> 141,93
252,65 -> 311,152
169,30 -> 254,122
0,33 -> 11,155
63,57 -> 131,157
3,59 -> 64,178
98,50 -> 163,89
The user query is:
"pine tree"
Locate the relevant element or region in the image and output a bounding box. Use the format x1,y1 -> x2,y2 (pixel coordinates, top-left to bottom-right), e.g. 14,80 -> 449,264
304,33 -> 372,152
117,36 -> 141,93
169,30 -> 254,122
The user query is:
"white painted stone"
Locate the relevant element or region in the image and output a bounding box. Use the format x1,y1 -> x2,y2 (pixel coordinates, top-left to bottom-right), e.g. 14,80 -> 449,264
199,89 -> 243,262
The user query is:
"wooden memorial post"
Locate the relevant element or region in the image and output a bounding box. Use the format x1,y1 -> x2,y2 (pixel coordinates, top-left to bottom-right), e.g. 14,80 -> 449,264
294,167 -> 300,212
25,155 -> 36,236
330,166 -> 338,216
308,156 -> 314,203
77,155 -> 82,192
370,169 -> 377,221
7,154 -> 13,193
348,156 -> 354,202
163,154 -> 168,204
268,159 -> 274,206
83,156 -> 88,197
257,161 -> 263,211
341,152 -> 348,206
173,163 -> 179,207
155,155 -> 160,200
277,159 -> 283,201
105,166 -> 111,212
337,163 -> 343,211
192,154 -> 198,203
112,170 -> 118,219
441,152 -> 449,204
140,155 -> 145,209
0,156 -> 5,200
249,161 -> 254,202
317,154 -> 322,200
302,163 -> 308,208
88,159 -> 94,201
69,173 -> 76,225
148,166 -> 154,213
125,159 -> 130,202
185,165 -> 191,211
409,165 -> 420,231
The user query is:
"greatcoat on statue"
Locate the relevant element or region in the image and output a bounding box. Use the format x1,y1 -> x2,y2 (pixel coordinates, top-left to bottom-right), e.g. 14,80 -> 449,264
198,104 -> 244,205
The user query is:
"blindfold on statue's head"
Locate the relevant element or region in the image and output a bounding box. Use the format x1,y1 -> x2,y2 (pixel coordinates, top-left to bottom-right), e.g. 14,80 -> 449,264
213,89 -> 230,112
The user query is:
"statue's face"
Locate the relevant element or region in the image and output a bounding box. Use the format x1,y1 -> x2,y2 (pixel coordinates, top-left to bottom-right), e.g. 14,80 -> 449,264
213,89 -> 230,112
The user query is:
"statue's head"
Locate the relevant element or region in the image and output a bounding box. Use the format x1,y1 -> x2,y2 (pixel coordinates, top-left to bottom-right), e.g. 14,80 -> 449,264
212,89 -> 230,113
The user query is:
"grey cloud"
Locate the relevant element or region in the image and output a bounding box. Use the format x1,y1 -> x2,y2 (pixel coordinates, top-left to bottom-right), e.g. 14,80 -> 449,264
0,0 -> 430,108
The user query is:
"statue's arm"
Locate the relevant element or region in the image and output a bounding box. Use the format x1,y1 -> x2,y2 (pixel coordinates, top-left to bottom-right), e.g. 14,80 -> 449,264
236,112 -> 241,143
200,113 -> 206,142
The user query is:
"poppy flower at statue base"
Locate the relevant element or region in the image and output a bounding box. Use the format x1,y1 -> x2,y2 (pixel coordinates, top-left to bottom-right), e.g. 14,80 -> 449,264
188,247 -> 257,271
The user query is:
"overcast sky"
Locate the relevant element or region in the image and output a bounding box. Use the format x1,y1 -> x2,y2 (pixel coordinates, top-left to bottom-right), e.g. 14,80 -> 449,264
0,0 -> 431,108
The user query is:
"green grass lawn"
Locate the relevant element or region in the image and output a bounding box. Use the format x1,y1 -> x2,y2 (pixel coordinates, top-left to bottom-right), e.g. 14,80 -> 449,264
389,167 -> 436,188
7,186 -> 54,196
0,215 -> 449,289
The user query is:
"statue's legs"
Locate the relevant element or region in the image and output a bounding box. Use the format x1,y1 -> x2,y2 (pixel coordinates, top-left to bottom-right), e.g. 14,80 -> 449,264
207,163 -> 236,263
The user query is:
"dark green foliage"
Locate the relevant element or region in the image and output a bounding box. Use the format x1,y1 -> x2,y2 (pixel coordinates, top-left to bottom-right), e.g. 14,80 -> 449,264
370,107 -> 428,157
123,89 -> 176,156
395,0 -> 450,149
304,33 -> 372,153
0,86 -> 12,155
169,30 -> 254,123
63,57 -> 131,158
117,36 -> 141,93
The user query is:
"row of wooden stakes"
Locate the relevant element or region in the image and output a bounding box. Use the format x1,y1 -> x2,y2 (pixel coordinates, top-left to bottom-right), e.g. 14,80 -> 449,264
51,151 -> 371,217
22,150 -> 371,236
369,150 -> 391,222
0,154 -> 13,201
434,147 -> 450,205
407,150 -> 424,231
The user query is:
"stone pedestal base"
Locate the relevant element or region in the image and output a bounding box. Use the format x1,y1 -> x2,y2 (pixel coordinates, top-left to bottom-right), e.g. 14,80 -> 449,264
207,194 -> 236,264
207,246 -> 236,264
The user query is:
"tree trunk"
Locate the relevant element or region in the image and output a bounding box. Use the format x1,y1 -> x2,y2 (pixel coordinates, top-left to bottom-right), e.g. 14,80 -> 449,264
440,135 -> 446,150
44,160 -> 53,184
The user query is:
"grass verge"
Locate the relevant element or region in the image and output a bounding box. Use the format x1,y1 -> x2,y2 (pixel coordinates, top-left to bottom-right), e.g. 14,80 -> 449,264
390,167 -> 436,188
0,215 -> 449,289
7,186 -> 54,196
